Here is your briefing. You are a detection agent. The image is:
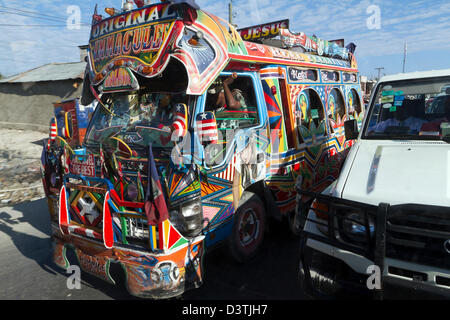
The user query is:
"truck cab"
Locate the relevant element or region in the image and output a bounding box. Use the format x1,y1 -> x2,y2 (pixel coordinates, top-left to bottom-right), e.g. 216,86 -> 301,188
297,69 -> 450,299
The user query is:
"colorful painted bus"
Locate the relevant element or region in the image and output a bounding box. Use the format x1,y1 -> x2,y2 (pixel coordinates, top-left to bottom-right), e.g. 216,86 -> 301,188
41,0 -> 364,299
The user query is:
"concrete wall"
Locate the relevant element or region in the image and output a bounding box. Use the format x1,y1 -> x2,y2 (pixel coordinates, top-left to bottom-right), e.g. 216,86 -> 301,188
0,80 -> 83,132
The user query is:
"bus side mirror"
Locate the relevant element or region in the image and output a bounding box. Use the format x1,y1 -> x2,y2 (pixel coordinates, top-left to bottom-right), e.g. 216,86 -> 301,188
196,112 -> 218,145
344,119 -> 359,140
110,137 -> 134,159
172,103 -> 189,142
64,112 -> 73,140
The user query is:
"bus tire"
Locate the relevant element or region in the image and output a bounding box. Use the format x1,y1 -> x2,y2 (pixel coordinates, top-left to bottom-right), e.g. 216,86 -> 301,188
227,192 -> 265,263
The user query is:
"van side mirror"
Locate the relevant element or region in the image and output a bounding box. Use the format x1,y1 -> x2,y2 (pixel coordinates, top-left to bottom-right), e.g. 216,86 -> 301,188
344,119 -> 359,140
196,112 -> 218,144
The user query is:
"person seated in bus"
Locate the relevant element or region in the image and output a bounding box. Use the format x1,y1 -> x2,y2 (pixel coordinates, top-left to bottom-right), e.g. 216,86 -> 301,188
129,94 -> 156,126
420,95 -> 450,133
207,73 -> 249,116
150,94 -> 175,130
327,104 -> 345,133
308,106 -> 327,135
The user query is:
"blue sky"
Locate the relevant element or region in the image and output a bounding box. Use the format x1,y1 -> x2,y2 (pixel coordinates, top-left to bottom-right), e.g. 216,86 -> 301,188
0,0 -> 449,79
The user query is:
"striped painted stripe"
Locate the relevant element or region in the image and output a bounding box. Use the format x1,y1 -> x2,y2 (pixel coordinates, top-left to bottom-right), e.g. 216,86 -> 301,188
69,225 -> 103,240
215,156 -> 236,181
197,121 -> 216,128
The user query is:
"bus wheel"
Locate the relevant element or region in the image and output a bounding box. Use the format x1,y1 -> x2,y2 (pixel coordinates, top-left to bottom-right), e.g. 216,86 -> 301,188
228,192 -> 265,263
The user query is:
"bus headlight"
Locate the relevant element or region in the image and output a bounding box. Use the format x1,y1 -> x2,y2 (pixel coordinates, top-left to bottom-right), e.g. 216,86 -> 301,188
170,199 -> 203,237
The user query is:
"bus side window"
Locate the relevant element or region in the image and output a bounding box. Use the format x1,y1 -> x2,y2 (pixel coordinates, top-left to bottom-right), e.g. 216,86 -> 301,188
204,75 -> 260,166
296,89 -> 327,144
328,89 -> 346,131
348,89 -> 362,119
205,75 -> 259,129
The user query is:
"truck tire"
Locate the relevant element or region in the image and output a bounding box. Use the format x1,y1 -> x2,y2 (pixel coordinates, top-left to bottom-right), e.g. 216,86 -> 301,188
298,241 -> 343,299
227,192 -> 266,263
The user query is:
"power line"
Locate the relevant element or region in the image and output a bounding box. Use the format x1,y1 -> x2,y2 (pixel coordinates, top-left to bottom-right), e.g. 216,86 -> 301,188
0,24 -> 89,27
0,11 -> 91,26
0,9 -> 67,23
0,10 -> 68,23
0,5 -> 90,24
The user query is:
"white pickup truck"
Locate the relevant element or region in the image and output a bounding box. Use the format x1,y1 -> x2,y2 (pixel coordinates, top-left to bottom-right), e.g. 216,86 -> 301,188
296,69 -> 450,299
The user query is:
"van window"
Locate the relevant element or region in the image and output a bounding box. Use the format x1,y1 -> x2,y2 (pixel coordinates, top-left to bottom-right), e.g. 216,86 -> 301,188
364,76 -> 450,140
296,89 -> 327,144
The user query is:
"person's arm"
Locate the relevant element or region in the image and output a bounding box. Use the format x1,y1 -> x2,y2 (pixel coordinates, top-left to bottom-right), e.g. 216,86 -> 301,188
222,73 -> 241,110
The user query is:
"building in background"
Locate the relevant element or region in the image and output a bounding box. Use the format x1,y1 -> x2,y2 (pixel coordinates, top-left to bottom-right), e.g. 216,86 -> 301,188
0,46 -> 87,132
360,75 -> 377,104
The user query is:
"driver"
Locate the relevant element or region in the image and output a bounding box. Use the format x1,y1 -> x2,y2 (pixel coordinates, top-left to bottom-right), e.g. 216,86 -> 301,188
150,94 -> 175,130
372,103 -> 425,133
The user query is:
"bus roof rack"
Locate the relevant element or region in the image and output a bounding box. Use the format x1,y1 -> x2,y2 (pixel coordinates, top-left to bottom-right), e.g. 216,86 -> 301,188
237,19 -> 354,61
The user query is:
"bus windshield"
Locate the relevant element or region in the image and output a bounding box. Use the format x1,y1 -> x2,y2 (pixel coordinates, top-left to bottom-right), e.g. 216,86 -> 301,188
85,92 -> 191,149
364,76 -> 450,140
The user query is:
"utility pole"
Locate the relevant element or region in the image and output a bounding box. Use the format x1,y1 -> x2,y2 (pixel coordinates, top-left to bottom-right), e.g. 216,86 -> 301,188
229,1 -> 233,25
402,42 -> 407,73
375,67 -> 384,81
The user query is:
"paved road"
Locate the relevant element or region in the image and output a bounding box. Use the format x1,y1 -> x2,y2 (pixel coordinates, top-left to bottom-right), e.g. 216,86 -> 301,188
0,198 -> 307,300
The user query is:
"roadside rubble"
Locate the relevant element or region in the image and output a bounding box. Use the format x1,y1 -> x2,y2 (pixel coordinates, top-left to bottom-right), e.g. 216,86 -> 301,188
0,129 -> 48,207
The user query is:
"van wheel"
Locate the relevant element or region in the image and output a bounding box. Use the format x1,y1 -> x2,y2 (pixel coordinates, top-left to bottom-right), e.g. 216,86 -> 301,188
228,192 -> 265,263
299,244 -> 343,299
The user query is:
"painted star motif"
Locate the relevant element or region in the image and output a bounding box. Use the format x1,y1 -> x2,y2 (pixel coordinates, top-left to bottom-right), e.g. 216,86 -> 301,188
78,197 -> 99,225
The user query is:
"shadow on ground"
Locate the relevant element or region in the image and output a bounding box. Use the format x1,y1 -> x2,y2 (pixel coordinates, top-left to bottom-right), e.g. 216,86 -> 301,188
0,198 -> 306,300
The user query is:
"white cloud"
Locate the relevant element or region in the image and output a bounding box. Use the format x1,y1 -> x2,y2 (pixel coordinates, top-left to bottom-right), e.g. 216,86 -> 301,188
0,0 -> 449,77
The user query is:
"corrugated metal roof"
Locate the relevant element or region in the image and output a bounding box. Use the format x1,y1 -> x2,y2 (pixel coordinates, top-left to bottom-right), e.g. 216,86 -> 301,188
0,62 -> 86,83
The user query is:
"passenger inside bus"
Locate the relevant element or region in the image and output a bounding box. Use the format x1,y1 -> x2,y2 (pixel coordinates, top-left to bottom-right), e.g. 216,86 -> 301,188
205,74 -> 259,130
149,94 -> 174,129
206,73 -> 249,114
297,90 -> 328,144
307,94 -> 327,135
327,90 -> 346,133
